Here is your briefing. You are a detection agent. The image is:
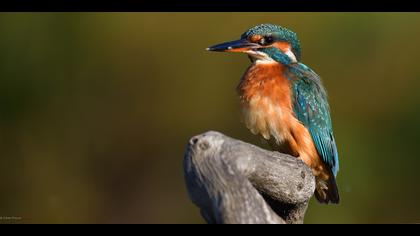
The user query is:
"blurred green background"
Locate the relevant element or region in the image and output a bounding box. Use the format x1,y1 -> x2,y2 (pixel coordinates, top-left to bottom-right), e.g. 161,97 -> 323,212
1,13 -> 420,224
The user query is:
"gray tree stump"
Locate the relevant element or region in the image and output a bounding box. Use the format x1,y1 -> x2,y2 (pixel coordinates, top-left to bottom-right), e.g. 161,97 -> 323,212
183,131 -> 316,224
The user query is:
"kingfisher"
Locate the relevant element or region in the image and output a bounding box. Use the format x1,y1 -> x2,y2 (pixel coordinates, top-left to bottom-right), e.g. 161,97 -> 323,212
207,24 -> 339,204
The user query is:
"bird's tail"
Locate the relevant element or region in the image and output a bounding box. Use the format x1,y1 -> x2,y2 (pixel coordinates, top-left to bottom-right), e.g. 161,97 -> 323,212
314,172 -> 340,204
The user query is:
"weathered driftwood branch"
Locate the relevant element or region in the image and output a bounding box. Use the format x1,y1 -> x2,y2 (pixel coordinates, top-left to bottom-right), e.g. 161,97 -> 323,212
183,131 -> 315,224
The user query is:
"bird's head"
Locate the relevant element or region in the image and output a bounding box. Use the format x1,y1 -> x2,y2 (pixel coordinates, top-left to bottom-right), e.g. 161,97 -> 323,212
207,24 -> 301,65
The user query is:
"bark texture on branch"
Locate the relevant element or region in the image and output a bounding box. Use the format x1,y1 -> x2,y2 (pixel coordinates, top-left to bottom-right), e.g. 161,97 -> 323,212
183,131 -> 315,224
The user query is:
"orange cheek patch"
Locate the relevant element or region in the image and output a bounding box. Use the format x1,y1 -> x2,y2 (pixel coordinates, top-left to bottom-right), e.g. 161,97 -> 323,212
272,42 -> 292,53
249,35 -> 263,43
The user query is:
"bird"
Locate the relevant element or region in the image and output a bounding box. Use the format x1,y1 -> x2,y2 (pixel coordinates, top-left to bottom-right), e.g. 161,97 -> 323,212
206,23 -> 340,204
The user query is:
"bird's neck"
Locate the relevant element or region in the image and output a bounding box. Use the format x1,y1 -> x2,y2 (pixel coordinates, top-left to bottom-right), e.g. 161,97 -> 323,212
237,62 -> 292,108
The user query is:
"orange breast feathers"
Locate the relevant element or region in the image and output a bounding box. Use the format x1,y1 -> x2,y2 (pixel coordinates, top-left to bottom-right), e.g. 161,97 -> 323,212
237,62 -> 329,179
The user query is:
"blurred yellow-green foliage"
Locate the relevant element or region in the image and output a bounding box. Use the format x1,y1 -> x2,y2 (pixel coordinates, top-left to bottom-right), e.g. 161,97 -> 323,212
1,13 -> 420,223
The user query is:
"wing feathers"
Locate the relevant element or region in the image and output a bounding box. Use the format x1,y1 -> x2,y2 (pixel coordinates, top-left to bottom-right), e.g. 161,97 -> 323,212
288,63 -> 339,177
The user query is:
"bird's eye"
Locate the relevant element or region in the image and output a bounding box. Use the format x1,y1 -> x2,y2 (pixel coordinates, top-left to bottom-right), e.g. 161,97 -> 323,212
259,35 -> 274,46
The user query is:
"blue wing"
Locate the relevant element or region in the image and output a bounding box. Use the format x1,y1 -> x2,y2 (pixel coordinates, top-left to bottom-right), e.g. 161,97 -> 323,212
287,63 -> 339,176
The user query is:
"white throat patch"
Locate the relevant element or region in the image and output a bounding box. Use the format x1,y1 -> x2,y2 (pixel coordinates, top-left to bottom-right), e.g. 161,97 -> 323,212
245,48 -> 298,64
245,50 -> 275,64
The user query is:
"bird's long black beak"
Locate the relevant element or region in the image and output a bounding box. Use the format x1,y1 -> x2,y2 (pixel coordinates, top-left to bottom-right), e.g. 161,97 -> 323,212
206,39 -> 260,52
